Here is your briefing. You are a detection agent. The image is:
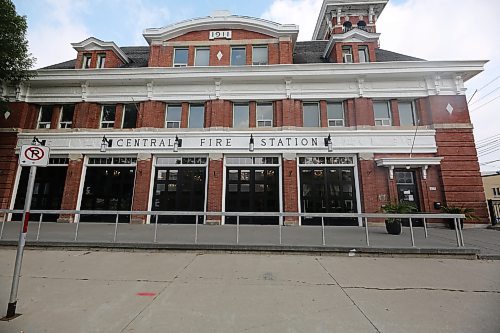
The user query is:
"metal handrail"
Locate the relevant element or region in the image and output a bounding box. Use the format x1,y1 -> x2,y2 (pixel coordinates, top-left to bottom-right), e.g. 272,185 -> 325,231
0,209 -> 466,248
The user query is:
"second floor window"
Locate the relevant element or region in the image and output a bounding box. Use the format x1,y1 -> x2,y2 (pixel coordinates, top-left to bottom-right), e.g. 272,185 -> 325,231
82,54 -> 92,69
38,105 -> 53,129
303,103 -> 320,127
342,46 -> 353,63
327,102 -> 345,127
256,103 -> 273,127
358,46 -> 369,63
399,101 -> 418,126
59,105 -> 74,128
252,46 -> 268,65
97,54 -> 106,68
101,105 -> 116,128
233,103 -> 249,128
166,105 -> 182,128
231,47 -> 246,66
195,48 -> 210,66
122,104 -> 138,129
189,104 -> 205,128
374,101 -> 392,126
173,48 -> 188,67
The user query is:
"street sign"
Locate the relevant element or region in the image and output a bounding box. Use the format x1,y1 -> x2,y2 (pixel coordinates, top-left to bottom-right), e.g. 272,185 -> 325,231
19,145 -> 50,167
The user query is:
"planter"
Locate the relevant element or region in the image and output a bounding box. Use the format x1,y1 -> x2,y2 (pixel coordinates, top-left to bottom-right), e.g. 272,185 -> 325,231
385,219 -> 402,235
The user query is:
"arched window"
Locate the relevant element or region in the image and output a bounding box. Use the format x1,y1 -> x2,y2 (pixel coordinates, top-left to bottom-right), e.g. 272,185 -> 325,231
357,20 -> 367,31
343,21 -> 352,32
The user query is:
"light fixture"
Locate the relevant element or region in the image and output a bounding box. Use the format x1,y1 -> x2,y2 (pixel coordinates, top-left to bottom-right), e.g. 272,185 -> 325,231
249,134 -> 255,152
324,134 -> 333,152
100,135 -> 113,153
173,135 -> 182,152
32,136 -> 46,146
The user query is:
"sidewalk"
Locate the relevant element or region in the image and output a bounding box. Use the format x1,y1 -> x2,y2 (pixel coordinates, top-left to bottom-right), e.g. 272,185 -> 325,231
1,221 -> 499,258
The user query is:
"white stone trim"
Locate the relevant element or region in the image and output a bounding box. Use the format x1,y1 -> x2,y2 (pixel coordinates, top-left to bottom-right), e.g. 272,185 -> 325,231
71,37 -> 130,64
375,157 -> 443,180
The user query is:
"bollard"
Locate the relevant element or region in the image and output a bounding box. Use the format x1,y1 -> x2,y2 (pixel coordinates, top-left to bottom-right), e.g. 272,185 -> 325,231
409,218 -> 415,247
36,213 -> 43,241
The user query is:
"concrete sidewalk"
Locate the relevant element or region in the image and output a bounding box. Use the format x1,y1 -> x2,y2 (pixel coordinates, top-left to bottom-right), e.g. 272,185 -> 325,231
0,250 -> 499,332
1,221 -> 499,257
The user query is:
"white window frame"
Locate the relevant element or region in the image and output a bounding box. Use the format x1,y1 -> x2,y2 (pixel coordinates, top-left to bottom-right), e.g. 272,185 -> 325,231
59,105 -> 74,129
166,104 -> 182,128
121,103 -> 138,129
327,102 -> 345,127
398,100 -> 418,126
256,103 -> 273,127
188,104 -> 205,128
173,48 -> 189,67
233,103 -> 250,128
38,105 -> 52,129
302,102 -> 321,127
230,46 -> 247,66
194,47 -> 210,66
342,47 -> 353,63
97,53 -> 106,68
358,46 -> 369,63
252,46 -> 268,65
100,105 -> 116,129
374,101 -> 392,126
82,54 -> 92,69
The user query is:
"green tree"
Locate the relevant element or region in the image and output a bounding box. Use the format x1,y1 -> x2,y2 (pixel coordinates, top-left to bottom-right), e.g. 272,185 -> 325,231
0,0 -> 36,112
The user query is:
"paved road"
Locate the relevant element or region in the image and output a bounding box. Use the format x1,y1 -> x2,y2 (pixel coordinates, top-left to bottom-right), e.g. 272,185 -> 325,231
0,250 -> 499,332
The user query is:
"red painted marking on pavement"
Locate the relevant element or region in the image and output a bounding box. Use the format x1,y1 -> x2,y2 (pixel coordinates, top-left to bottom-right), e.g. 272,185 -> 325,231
136,292 -> 156,297
23,212 -> 30,233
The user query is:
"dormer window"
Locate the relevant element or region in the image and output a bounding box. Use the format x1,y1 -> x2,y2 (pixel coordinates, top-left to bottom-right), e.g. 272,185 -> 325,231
357,21 -> 367,31
342,46 -> 353,63
358,46 -> 370,63
82,54 -> 92,69
173,48 -> 189,67
343,21 -> 353,33
97,54 -> 106,68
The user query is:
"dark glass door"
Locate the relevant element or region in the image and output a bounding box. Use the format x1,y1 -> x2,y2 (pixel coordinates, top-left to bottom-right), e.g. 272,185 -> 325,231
80,167 -> 136,223
225,167 -> 279,225
152,167 -> 206,224
300,167 -> 357,226
395,170 -> 420,210
14,166 -> 67,222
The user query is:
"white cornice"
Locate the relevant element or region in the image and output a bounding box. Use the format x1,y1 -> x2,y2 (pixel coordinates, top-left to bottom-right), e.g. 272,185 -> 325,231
143,15 -> 299,45
71,37 -> 130,64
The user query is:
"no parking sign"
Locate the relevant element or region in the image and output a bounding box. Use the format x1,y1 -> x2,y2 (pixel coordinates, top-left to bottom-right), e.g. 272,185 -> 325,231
19,145 -> 50,167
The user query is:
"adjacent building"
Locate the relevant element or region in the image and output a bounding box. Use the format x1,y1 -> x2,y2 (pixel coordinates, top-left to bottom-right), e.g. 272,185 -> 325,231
0,0 -> 490,226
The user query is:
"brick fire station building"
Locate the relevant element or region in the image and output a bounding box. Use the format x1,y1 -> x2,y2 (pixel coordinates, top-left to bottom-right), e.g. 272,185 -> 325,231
0,0 -> 489,225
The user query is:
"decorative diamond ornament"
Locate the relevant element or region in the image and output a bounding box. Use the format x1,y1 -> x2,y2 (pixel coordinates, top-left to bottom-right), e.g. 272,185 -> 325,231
3,111 -> 10,120
217,51 -> 223,61
446,103 -> 454,115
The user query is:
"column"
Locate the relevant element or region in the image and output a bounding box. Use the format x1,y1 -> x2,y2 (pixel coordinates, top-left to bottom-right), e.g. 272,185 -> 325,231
206,153 -> 223,224
58,154 -> 84,223
283,153 -> 299,225
131,153 -> 153,224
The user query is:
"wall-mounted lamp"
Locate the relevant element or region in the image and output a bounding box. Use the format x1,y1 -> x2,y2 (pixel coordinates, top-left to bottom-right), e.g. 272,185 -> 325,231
324,134 -> 333,152
173,135 -> 182,152
100,135 -> 113,153
249,134 -> 255,152
32,136 -> 46,146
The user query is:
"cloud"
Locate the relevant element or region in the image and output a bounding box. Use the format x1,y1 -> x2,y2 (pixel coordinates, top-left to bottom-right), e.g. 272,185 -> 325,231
27,0 -> 91,69
262,0 -> 323,40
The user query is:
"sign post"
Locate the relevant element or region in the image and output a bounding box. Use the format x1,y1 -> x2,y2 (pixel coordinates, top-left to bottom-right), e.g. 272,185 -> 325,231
4,143 -> 49,320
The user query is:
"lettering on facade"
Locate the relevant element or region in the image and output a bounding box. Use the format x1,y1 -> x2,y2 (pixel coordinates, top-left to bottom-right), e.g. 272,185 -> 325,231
209,30 -> 232,40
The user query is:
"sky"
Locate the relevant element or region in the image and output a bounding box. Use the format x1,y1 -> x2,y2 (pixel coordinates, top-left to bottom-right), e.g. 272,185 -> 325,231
12,0 -> 500,172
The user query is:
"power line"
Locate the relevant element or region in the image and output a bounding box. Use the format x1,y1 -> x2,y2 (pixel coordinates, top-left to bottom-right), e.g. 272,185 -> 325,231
477,133 -> 500,145
470,94 -> 500,113
477,138 -> 500,150
470,85 -> 500,105
481,159 -> 500,165
479,146 -> 500,157
477,75 -> 500,92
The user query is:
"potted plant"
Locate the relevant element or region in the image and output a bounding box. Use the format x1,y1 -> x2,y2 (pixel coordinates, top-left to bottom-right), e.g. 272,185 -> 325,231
381,201 -> 418,235
440,206 -> 477,229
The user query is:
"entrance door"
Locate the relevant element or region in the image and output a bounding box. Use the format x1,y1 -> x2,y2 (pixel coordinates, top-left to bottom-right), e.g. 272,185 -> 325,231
395,170 -> 420,210
225,167 -> 279,225
152,167 -> 206,224
80,167 -> 136,223
300,167 -> 357,225
14,166 -> 67,222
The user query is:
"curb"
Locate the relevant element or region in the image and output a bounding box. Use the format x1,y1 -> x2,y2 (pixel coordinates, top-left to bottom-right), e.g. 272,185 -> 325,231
0,240 -> 481,259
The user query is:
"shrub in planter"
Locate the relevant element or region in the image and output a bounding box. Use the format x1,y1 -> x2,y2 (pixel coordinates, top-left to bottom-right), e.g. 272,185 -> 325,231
381,202 -> 418,235
440,206 -> 477,229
